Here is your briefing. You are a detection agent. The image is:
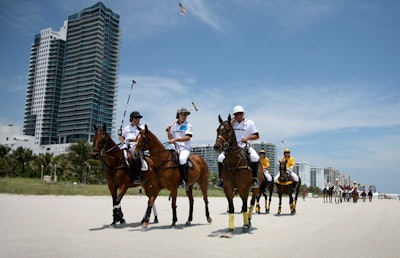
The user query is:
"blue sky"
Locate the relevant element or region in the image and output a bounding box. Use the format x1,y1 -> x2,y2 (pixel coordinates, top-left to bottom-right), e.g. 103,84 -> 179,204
0,0 -> 399,193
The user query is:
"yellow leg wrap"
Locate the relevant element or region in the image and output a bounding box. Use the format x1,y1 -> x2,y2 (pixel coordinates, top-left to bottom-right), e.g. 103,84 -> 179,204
248,205 -> 254,219
243,212 -> 249,225
229,213 -> 234,230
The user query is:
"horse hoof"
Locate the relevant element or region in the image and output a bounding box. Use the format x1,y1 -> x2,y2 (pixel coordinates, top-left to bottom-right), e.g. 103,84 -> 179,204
207,217 -> 212,223
120,219 -> 126,224
242,225 -> 250,233
153,217 -> 159,224
109,223 -> 117,228
141,225 -> 148,232
185,221 -> 191,226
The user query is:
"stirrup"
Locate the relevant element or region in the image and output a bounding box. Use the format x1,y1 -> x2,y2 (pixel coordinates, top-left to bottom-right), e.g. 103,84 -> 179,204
215,179 -> 223,188
251,178 -> 259,189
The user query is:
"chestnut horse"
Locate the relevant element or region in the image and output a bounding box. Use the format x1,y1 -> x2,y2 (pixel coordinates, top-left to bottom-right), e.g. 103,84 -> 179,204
255,179 -> 274,214
91,124 -> 157,227
213,115 -> 262,234
275,160 -> 301,214
133,125 -> 212,230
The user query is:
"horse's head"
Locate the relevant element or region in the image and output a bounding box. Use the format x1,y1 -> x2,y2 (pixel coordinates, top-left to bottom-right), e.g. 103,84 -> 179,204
214,114 -> 236,152
133,124 -> 150,158
92,123 -> 110,158
278,160 -> 289,181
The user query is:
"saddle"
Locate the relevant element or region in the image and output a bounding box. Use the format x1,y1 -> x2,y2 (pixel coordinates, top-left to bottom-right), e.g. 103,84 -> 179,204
168,150 -> 194,169
277,174 -> 294,185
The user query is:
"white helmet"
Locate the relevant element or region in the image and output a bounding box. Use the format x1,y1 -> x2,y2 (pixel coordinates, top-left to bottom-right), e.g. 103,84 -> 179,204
233,105 -> 244,114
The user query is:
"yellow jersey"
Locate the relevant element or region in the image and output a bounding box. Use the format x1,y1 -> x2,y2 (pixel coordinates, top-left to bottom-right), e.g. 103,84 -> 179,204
260,157 -> 270,170
279,156 -> 295,169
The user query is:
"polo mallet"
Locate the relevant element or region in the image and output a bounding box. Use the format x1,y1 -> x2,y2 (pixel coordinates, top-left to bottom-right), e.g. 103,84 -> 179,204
119,80 -> 136,135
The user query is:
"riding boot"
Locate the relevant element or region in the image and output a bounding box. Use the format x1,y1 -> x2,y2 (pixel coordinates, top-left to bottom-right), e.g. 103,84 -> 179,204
214,162 -> 223,188
251,162 -> 259,189
179,163 -> 189,191
132,158 -> 142,184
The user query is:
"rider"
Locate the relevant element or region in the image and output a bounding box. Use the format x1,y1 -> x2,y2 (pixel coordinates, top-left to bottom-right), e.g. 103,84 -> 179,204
166,107 -> 192,191
259,150 -> 272,182
215,105 -> 260,189
273,148 -> 299,189
118,111 -> 144,184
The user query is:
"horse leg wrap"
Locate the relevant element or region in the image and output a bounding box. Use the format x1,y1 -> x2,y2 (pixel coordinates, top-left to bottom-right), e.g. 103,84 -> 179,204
229,213 -> 234,230
248,205 -> 254,219
243,212 -> 249,225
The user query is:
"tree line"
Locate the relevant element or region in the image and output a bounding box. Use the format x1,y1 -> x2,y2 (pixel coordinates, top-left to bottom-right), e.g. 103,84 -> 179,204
0,140 -> 103,184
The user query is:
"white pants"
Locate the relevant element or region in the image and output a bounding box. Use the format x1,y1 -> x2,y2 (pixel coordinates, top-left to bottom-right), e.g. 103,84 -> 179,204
217,146 -> 259,163
263,170 -> 272,181
178,148 -> 190,165
274,170 -> 299,182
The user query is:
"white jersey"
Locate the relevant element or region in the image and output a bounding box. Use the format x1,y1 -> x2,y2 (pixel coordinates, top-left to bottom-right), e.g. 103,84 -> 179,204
169,120 -> 192,150
233,117 -> 258,147
121,123 -> 144,149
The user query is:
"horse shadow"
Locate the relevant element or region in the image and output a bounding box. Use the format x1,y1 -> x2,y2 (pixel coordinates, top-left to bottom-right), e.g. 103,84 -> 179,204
208,226 -> 258,237
89,222 -> 142,231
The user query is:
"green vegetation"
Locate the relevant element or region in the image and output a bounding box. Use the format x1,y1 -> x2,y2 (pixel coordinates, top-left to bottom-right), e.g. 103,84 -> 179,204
0,177 -> 227,197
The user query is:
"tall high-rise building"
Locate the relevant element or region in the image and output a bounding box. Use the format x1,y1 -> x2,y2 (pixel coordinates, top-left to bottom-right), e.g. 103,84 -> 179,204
58,2 -> 120,143
23,22 -> 67,145
23,2 -> 120,145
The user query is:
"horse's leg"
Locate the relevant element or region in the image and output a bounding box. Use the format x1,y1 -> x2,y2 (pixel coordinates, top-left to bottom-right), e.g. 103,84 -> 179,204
170,188 -> 178,228
248,189 -> 258,226
141,195 -> 156,231
289,192 -> 295,214
198,173 -> 212,223
113,184 -> 129,225
277,191 -> 282,215
107,181 -> 124,227
185,187 -> 194,226
264,191 -> 271,214
226,194 -> 235,233
255,194 -> 261,214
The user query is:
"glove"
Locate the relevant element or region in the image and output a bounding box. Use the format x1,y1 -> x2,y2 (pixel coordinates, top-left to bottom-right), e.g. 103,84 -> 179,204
118,128 -> 122,136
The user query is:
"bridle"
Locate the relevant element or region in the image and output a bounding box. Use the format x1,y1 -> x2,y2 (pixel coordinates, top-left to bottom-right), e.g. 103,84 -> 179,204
215,121 -> 237,152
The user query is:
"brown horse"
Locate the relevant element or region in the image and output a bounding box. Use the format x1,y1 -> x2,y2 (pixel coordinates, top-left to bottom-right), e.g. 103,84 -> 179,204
133,124 -> 212,230
275,160 -> 301,214
91,124 -> 143,227
213,114 -> 262,234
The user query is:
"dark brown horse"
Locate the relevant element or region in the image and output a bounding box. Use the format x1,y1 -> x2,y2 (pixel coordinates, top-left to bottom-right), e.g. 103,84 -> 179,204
213,115 -> 262,233
275,160 -> 301,214
91,124 -> 142,227
133,124 -> 212,230
255,179 -> 274,214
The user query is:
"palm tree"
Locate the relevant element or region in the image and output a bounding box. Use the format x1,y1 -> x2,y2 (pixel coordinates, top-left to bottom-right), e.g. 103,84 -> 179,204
10,147 -> 34,177
67,139 -> 96,184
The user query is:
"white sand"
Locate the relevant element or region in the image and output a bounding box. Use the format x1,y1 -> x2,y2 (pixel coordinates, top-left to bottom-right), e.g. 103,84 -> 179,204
0,193 -> 399,258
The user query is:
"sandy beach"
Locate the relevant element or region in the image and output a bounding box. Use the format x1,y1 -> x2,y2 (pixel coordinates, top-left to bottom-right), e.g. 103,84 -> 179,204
0,193 -> 399,258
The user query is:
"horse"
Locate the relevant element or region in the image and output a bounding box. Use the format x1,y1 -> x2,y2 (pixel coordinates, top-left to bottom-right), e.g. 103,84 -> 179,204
275,160 -> 301,214
133,124 -> 212,230
323,186 -> 334,203
351,187 -> 359,203
368,190 -> 373,202
91,124 -> 158,227
213,114 -> 262,233
255,179 -> 274,214
334,185 -> 343,204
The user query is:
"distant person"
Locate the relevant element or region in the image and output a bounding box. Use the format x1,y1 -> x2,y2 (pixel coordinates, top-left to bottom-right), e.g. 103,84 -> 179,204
166,107 -> 193,190
274,148 -> 299,189
118,111 -> 144,184
215,105 -> 260,188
